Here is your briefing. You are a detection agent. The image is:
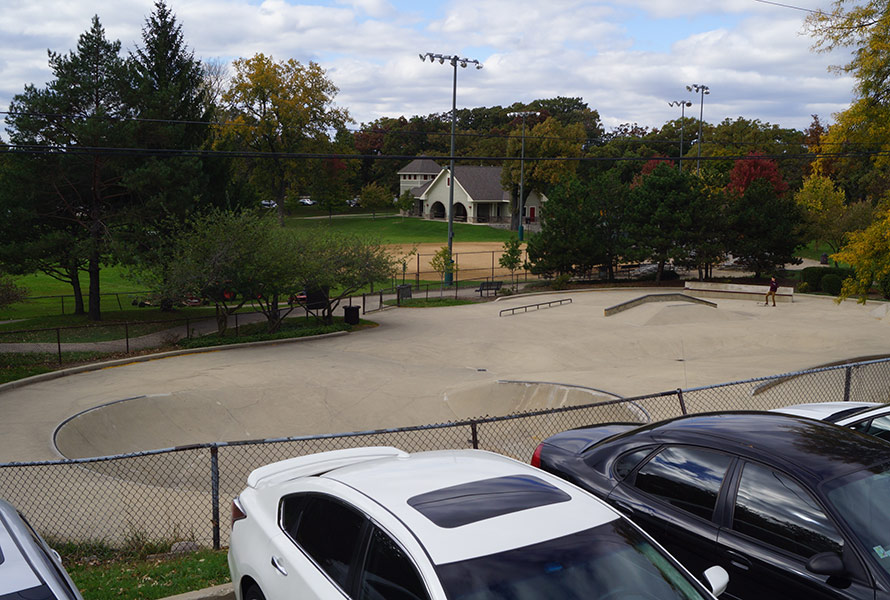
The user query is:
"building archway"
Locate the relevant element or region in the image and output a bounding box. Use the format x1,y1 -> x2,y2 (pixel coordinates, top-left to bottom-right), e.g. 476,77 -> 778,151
430,201 -> 446,219
453,203 -> 468,222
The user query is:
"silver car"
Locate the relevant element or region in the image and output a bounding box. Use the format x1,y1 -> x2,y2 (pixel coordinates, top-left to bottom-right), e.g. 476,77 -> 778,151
0,498 -> 84,600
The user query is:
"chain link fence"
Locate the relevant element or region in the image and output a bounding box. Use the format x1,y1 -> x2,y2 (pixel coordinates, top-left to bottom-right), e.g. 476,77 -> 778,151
1,358 -> 889,550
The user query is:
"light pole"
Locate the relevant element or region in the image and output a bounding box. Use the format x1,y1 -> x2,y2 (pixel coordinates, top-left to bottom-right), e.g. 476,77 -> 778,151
668,101 -> 692,172
419,52 -> 483,285
507,110 -> 539,241
686,84 -> 710,174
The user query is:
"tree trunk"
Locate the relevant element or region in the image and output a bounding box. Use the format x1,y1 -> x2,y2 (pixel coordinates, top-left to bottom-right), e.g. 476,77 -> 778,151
67,263 -> 85,315
88,246 -> 101,321
215,304 -> 228,335
656,260 -> 665,284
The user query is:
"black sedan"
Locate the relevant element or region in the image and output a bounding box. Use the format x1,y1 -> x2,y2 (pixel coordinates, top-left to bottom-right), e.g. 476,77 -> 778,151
531,412 -> 890,600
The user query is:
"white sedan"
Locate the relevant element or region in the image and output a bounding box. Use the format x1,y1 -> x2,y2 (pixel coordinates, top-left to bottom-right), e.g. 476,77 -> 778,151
228,447 -> 727,600
772,401 -> 890,441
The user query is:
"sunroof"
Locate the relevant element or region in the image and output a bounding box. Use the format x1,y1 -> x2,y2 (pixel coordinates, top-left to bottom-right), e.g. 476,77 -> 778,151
407,475 -> 571,528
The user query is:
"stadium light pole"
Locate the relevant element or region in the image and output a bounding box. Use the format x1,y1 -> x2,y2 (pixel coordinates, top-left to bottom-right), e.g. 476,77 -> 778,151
419,52 -> 483,285
686,84 -> 710,174
507,111 -> 540,241
668,100 -> 692,172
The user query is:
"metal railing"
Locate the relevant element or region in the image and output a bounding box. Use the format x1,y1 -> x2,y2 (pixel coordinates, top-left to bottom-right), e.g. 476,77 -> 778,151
499,298 -> 572,317
1,357 -> 889,550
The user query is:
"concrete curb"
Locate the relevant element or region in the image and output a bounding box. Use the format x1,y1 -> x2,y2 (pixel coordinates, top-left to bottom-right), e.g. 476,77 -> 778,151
161,583 -> 234,600
0,330 -> 349,394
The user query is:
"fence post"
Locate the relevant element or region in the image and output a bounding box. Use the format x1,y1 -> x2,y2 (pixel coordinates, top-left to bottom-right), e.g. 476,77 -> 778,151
416,253 -> 420,286
56,328 -> 62,366
843,366 -> 853,403
125,323 -> 130,354
210,446 -> 220,550
235,313 -> 239,337
362,293 -> 366,315
185,317 -> 190,340
470,421 -> 479,449
61,296 -> 65,316
677,388 -> 688,415
116,294 -> 122,311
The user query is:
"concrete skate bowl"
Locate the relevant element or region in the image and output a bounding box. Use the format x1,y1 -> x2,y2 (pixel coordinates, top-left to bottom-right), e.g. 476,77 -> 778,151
52,381 -> 647,492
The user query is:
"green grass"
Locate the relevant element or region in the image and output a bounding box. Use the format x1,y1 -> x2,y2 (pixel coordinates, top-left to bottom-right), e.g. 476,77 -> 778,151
284,215 -> 513,244
175,316 -> 365,349
66,550 -> 230,600
385,297 -> 478,307
0,352 -> 109,384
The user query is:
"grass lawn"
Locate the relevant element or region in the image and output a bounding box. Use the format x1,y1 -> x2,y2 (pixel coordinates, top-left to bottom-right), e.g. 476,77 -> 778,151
285,215 -> 514,244
66,550 -> 230,600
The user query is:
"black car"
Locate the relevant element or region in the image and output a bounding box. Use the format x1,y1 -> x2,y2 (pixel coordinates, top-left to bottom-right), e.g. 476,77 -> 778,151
531,412 -> 890,600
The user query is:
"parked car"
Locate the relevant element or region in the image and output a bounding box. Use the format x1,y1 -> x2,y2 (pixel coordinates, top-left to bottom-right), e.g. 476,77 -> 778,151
228,447 -> 727,600
772,401 -> 890,441
0,498 -> 84,600
532,411 -> 890,600
299,197 -> 315,206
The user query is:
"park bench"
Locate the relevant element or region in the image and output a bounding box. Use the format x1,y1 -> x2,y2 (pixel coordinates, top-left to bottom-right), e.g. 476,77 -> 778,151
475,280 -> 503,297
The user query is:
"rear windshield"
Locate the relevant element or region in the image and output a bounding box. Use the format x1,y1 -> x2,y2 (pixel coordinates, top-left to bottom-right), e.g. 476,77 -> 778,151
435,519 -> 709,600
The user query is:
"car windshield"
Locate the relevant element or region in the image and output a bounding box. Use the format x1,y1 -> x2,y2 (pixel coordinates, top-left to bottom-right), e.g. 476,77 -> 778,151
435,519 -> 710,600
826,461 -> 890,576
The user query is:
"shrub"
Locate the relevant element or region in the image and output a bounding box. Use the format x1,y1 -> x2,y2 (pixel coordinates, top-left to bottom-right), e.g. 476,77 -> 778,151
820,274 -> 843,296
879,275 -> 890,300
551,273 -> 571,290
800,266 -> 853,293
797,281 -> 810,293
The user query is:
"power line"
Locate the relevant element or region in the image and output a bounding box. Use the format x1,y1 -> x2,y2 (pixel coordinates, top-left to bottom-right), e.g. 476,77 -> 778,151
752,0 -> 822,15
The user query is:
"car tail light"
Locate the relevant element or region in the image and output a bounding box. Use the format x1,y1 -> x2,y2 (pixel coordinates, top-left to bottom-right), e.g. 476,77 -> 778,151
231,497 -> 247,529
531,444 -> 544,468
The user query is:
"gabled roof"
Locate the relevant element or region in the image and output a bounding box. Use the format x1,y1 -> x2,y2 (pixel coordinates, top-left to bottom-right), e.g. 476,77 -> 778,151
452,165 -> 510,202
398,158 -> 442,175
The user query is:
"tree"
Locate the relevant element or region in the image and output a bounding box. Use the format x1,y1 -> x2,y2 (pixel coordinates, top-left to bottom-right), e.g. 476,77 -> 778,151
430,247 -> 457,284
4,16 -> 133,321
795,174 -> 873,257
359,182 -> 391,219
299,232 -> 395,324
396,189 -> 415,217
220,53 -> 350,224
0,273 -> 25,309
626,164 -> 703,282
310,158 -> 350,219
833,209 -> 890,303
501,116 -> 585,231
499,236 -> 523,291
160,209 -> 268,335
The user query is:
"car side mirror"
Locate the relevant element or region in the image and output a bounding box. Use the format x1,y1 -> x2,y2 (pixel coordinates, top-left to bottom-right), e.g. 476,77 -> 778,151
807,552 -> 847,577
704,566 -> 729,597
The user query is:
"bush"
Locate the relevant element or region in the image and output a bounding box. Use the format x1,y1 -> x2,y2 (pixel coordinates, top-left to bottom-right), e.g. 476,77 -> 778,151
800,266 -> 854,293
879,275 -> 890,300
797,281 -> 810,293
551,273 -> 571,290
820,274 -> 843,296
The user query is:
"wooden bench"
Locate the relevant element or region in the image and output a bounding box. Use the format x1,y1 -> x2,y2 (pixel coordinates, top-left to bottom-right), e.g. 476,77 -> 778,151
475,281 -> 503,297
684,281 -> 794,303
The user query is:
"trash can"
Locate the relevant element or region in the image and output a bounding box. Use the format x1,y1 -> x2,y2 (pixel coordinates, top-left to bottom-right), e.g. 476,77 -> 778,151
820,253 -> 829,265
343,305 -> 360,325
397,284 -> 412,300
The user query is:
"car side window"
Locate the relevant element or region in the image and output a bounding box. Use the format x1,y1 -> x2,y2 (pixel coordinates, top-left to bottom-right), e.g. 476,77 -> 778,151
614,447 -> 655,480
633,446 -> 732,520
359,526 -> 430,600
733,462 -> 843,558
851,415 -> 890,442
292,495 -> 367,591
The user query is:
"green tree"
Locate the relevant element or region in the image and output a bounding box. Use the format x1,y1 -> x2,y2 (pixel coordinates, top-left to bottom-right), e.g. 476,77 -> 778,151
220,53 -> 350,224
499,236 -> 523,291
0,273 -> 26,309
396,189 -> 415,217
359,182 -> 391,219
795,173 -> 873,257
626,164 -> 703,283
430,246 -> 457,284
833,209 -> 890,303
310,158 -> 350,219
4,16 -> 133,321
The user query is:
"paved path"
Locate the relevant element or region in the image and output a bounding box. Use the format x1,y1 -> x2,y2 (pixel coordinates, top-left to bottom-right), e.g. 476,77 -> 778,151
1,286 -> 889,462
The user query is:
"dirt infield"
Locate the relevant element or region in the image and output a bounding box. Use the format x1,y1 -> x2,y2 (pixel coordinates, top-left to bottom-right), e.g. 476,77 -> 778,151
387,241 -> 523,281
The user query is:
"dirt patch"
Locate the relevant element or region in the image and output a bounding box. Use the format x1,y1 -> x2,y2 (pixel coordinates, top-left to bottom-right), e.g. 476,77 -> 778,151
387,242 -> 522,281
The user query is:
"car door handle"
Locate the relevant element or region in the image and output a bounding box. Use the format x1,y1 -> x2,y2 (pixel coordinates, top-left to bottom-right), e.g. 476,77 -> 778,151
271,555 -> 288,576
613,499 -> 636,514
726,550 -> 751,571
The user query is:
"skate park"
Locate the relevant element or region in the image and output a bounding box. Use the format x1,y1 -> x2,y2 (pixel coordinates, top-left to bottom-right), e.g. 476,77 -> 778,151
2,287 -> 889,463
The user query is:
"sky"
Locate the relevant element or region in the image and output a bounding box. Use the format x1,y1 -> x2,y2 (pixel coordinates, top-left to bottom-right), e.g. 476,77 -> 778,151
0,0 -> 856,135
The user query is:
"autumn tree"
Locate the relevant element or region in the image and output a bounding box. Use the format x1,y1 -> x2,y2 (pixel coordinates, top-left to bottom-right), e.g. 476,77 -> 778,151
795,173 -> 873,256
833,209 -> 890,302
220,53 -> 350,224
359,182 -> 391,218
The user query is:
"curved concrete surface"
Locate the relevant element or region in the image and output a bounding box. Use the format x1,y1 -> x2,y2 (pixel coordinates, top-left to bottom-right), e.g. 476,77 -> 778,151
2,289 -> 889,462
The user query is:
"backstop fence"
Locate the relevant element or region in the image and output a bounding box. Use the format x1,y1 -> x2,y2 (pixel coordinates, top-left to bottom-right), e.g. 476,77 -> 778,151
1,357 -> 889,550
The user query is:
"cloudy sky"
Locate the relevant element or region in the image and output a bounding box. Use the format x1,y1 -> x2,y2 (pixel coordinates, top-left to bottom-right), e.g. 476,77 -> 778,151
0,0 -> 855,134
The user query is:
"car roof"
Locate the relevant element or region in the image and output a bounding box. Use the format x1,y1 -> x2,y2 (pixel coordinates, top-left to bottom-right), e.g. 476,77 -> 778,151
268,449 -> 621,565
632,411 -> 890,484
0,499 -> 46,596
771,402 -> 882,423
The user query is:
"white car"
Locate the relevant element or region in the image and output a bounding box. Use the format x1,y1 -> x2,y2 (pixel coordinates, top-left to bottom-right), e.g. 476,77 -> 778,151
228,447 -> 727,600
0,498 -> 84,600
773,401 -> 890,441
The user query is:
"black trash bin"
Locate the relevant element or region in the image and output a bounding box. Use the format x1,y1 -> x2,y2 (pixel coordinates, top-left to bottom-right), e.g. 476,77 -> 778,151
397,284 -> 412,301
343,305 -> 360,325
820,252 -> 829,265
